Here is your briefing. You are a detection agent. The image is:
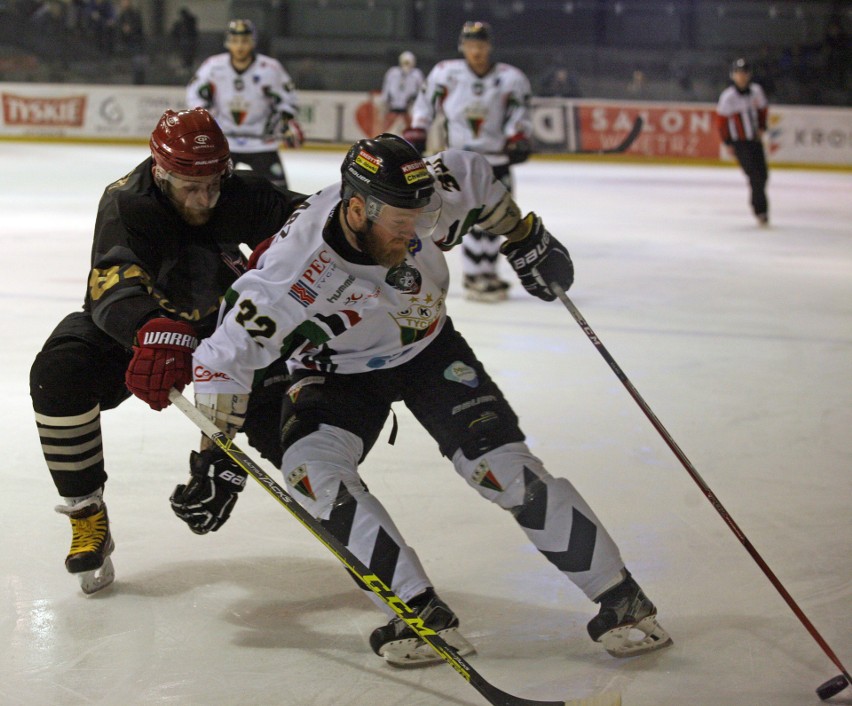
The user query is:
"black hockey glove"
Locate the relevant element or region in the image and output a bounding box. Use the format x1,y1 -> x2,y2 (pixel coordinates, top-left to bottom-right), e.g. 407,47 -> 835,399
500,213 -> 574,302
170,448 -> 247,535
504,133 -> 532,165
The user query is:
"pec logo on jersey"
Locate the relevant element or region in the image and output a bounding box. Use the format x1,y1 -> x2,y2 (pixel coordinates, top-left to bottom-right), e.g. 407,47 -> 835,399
288,280 -> 318,307
443,361 -> 479,387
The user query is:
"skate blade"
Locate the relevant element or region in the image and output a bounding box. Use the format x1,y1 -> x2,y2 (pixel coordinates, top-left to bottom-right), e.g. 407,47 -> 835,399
600,615 -> 673,658
77,556 -> 115,595
379,627 -> 476,668
70,538 -> 115,595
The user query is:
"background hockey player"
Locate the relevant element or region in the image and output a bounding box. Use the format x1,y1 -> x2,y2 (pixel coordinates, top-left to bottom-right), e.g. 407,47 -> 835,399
716,57 -> 770,225
128,133 -> 672,666
405,20 -> 533,302
29,108 -> 302,594
379,50 -> 424,137
187,19 -> 302,190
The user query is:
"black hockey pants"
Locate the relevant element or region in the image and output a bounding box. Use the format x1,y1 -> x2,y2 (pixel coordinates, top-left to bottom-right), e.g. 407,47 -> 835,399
732,140 -> 769,217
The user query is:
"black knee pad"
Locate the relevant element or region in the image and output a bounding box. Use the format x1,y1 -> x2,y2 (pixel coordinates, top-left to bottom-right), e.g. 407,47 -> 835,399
30,342 -> 116,415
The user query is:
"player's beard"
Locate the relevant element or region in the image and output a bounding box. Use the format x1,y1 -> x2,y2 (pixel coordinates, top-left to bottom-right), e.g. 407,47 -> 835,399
362,227 -> 408,269
175,203 -> 214,226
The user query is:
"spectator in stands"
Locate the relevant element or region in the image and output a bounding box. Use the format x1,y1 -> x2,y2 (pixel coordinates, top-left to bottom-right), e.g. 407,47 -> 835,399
627,69 -> 647,97
538,61 -> 581,98
86,0 -> 116,56
822,15 -> 849,92
116,0 -> 146,84
171,7 -> 199,72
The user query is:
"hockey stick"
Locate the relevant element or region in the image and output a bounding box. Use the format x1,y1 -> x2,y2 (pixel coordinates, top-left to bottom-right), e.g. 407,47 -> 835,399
573,116 -> 643,155
169,389 -> 620,706
548,285 -> 850,701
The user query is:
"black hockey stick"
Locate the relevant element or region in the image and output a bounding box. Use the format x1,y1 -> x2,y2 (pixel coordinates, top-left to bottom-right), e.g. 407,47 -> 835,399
169,389 -> 620,706
574,116 -> 643,155
548,285 -> 850,701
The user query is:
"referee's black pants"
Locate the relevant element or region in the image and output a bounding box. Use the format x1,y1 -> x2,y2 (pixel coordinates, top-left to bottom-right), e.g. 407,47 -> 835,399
732,140 -> 769,217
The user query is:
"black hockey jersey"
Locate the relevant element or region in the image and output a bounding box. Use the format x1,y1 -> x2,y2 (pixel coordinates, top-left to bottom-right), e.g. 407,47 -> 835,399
84,158 -> 301,347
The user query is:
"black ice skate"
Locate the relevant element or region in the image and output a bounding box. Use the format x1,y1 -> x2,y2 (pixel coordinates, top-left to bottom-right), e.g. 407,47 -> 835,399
55,495 -> 115,595
369,588 -> 475,667
463,273 -> 510,303
587,572 -> 672,658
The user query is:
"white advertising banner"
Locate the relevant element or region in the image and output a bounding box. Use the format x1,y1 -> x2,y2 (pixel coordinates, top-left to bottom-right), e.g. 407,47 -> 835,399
1,82 -> 849,167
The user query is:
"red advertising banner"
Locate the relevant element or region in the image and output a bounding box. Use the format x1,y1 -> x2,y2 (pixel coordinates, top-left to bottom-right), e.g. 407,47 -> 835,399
2,93 -> 87,127
576,103 -> 722,158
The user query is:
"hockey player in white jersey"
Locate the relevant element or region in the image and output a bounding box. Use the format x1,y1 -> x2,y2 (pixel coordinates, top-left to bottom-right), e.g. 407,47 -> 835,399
406,21 -> 533,303
133,133 -> 672,667
187,19 -> 301,190
379,51 -> 424,136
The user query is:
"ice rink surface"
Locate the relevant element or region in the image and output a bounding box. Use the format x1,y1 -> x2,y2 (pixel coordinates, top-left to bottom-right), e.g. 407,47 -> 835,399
1,143 -> 850,706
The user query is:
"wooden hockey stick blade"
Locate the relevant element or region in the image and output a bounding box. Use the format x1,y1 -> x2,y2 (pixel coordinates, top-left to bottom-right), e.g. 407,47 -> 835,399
169,389 -> 618,706
576,116 -> 643,155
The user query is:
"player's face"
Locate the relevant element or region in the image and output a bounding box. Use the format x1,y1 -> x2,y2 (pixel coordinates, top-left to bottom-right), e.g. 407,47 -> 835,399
226,34 -> 254,63
461,39 -> 491,73
363,205 -> 421,268
731,69 -> 751,89
160,171 -> 224,226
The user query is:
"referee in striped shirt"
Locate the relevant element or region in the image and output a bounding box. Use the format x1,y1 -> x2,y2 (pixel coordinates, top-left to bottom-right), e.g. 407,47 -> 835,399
716,58 -> 770,225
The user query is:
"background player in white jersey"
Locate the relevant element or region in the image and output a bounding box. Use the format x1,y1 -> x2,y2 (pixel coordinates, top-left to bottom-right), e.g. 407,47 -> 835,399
406,21 -> 533,302
716,57 -> 770,225
129,133 -> 672,667
187,19 -> 301,190
379,50 -> 424,137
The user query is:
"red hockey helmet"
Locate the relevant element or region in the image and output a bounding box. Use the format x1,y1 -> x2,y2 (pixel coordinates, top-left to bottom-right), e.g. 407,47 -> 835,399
149,108 -> 231,177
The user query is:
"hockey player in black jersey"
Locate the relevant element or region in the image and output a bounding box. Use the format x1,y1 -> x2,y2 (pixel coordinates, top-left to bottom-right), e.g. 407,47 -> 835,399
29,108 -> 303,594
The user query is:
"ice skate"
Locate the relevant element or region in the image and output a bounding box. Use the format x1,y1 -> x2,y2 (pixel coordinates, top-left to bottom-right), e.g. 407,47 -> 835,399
587,572 -> 672,658
756,213 -> 769,226
55,494 -> 115,595
463,273 -> 510,302
369,588 -> 475,667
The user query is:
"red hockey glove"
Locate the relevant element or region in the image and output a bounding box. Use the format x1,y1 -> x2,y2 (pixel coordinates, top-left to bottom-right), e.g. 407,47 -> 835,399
504,133 -> 532,164
125,318 -> 198,410
402,127 -> 427,155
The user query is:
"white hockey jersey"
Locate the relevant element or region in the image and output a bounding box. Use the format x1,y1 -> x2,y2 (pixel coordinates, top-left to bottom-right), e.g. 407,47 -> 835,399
716,83 -> 768,142
381,65 -> 424,112
186,53 -> 299,154
410,59 -> 531,166
193,149 -> 509,393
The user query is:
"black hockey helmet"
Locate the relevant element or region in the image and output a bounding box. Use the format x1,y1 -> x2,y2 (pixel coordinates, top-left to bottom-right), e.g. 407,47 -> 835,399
225,18 -> 256,47
730,57 -> 751,74
458,20 -> 491,50
340,133 -> 435,210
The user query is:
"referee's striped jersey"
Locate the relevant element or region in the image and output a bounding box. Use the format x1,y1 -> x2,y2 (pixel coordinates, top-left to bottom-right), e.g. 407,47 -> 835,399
716,83 -> 768,142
